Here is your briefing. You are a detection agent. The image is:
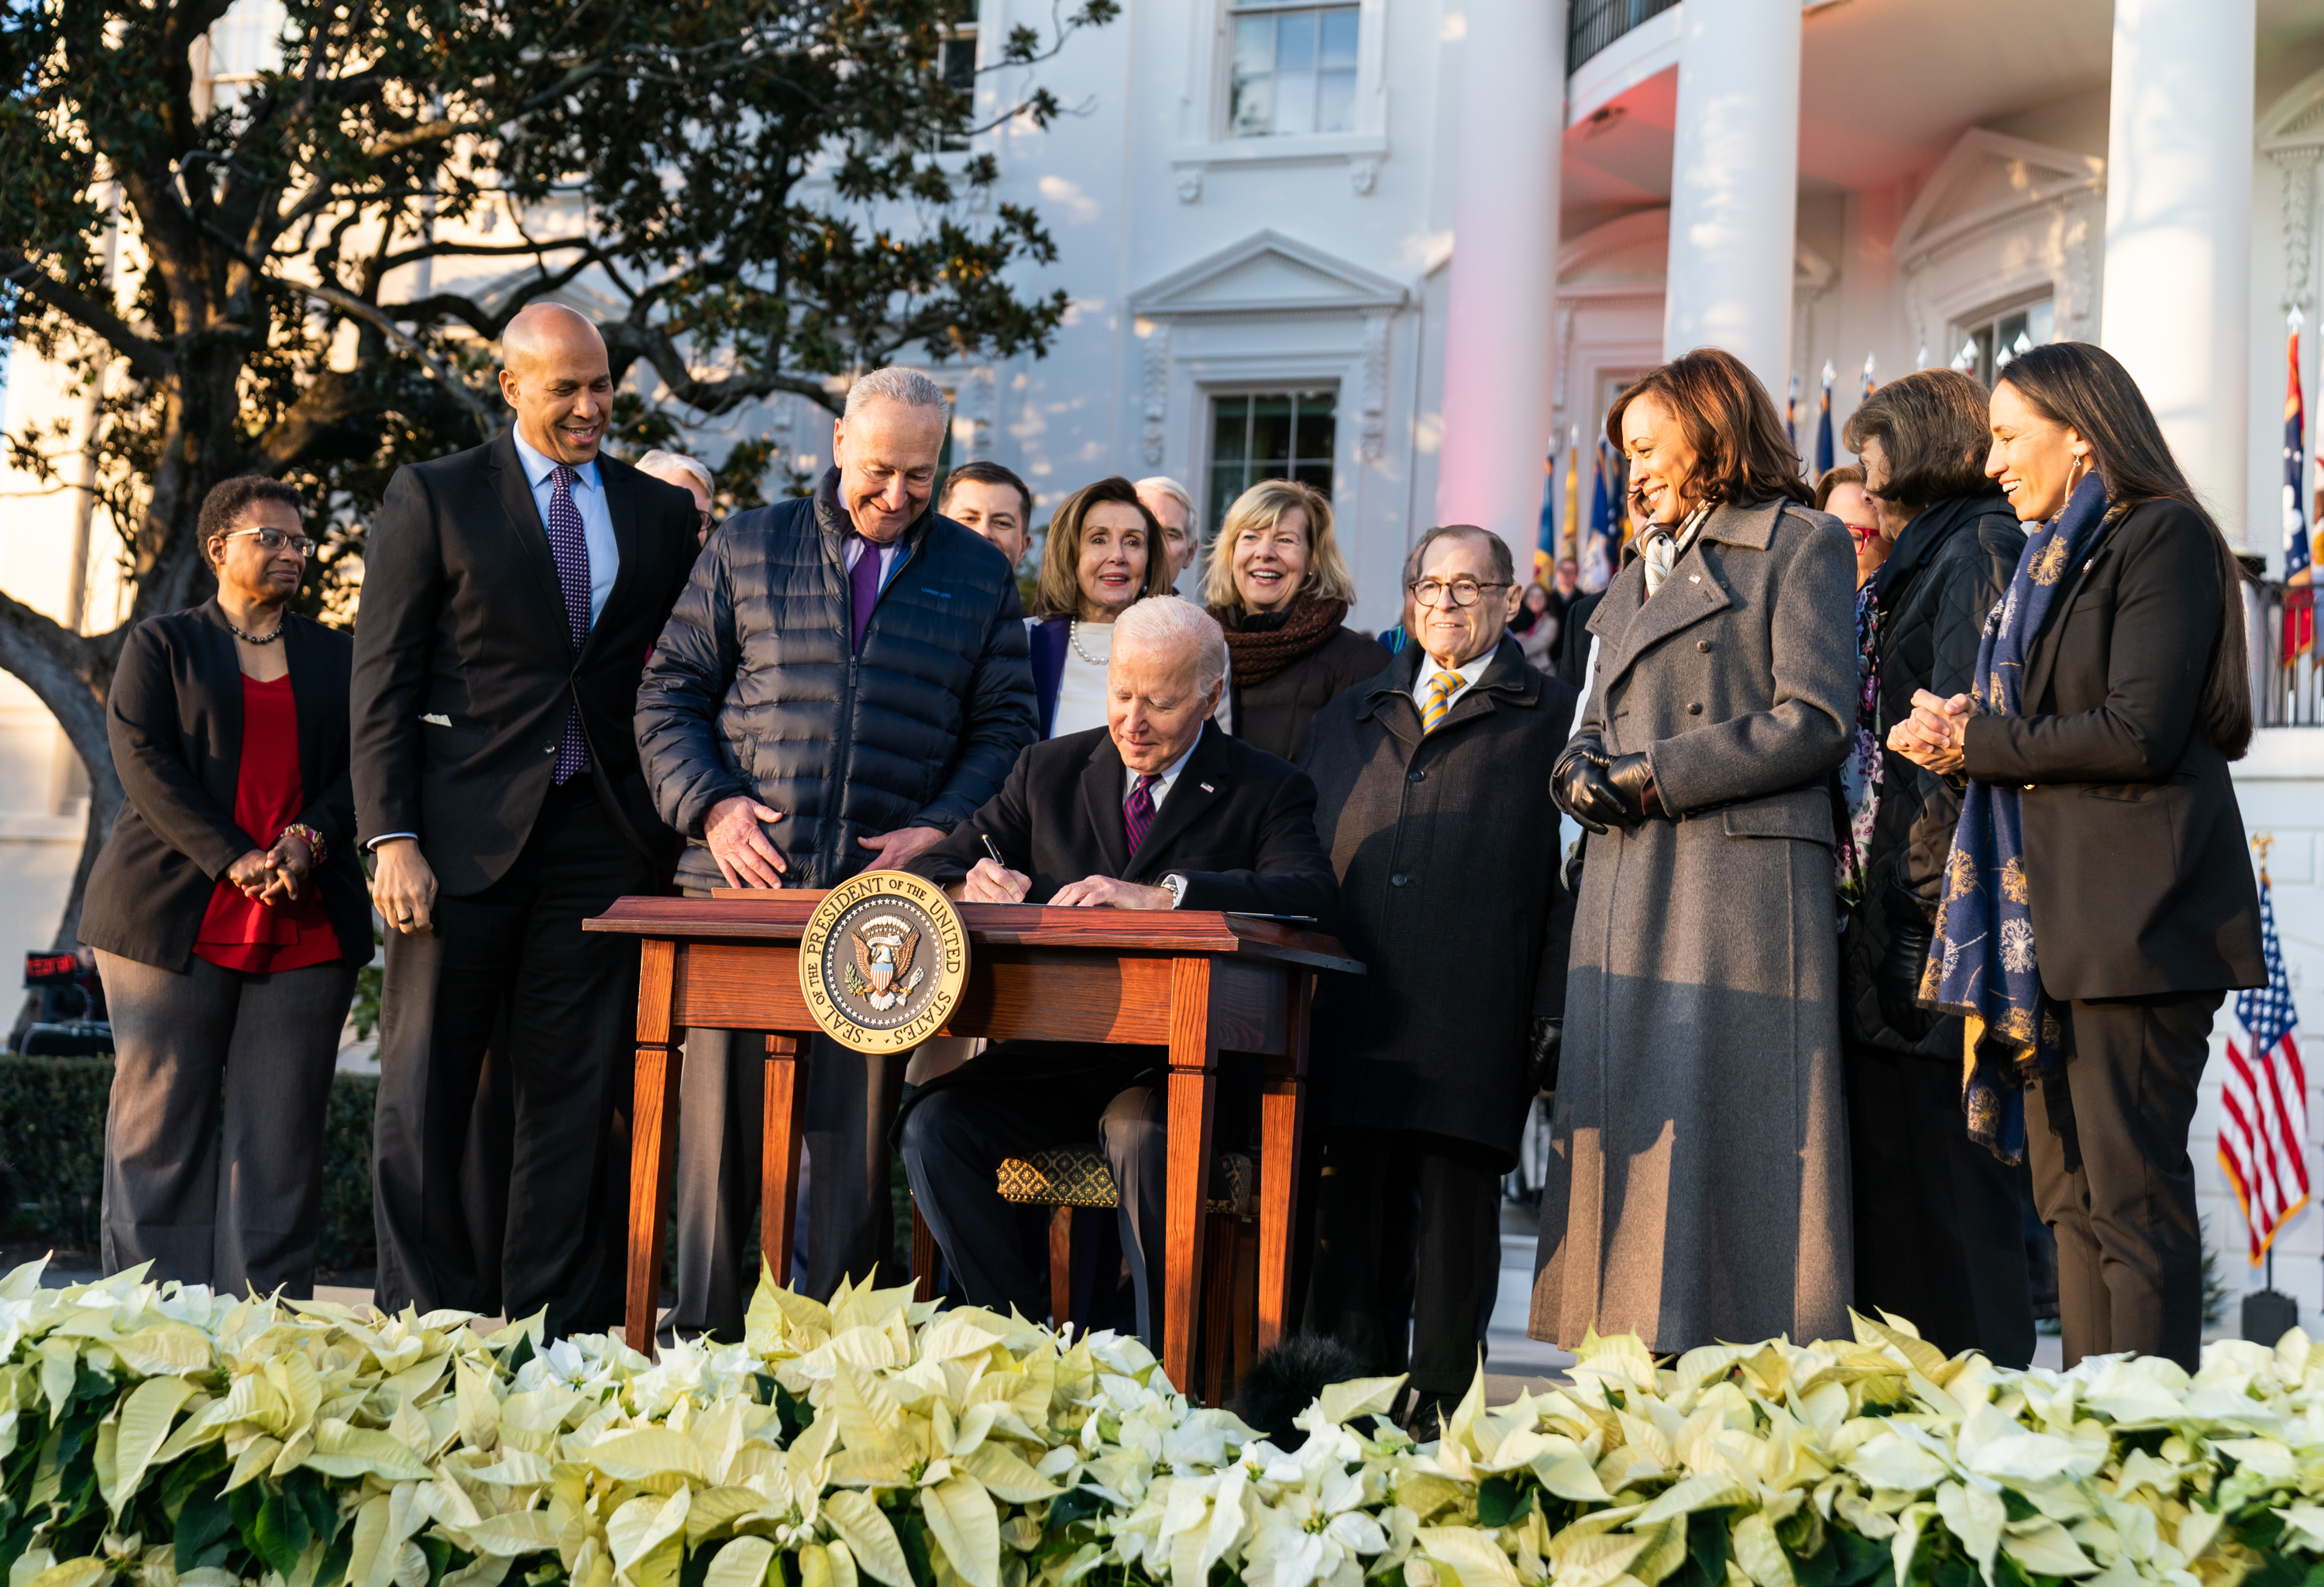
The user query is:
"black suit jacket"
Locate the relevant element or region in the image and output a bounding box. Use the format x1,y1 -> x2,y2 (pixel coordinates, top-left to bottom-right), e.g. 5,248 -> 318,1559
81,603 -> 370,971
352,432 -> 702,894
906,722 -> 1336,918
1959,497 -> 2264,1000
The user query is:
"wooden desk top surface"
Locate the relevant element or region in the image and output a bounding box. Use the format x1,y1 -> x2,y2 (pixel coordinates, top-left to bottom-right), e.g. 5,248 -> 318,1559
584,893 -> 1362,974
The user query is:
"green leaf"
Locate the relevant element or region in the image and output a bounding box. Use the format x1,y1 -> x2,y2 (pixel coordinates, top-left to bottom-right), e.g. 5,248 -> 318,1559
255,1485 -> 314,1580
1475,1476 -> 1534,1530
171,1482 -> 233,1568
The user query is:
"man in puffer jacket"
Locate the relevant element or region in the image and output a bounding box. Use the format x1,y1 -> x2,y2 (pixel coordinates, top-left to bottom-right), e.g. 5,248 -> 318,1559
638,367 -> 1037,1327
1838,368 -> 2037,1365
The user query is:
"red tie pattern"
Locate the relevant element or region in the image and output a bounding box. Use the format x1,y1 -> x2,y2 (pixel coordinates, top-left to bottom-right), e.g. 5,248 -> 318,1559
545,464 -> 594,784
1123,773 -> 1161,857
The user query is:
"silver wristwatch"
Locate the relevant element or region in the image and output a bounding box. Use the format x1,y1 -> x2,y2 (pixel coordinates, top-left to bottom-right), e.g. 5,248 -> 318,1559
1160,873 -> 1188,909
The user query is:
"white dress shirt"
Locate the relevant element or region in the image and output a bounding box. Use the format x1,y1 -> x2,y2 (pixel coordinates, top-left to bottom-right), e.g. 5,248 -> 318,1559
1123,722 -> 1205,809
844,535 -> 905,588
511,431 -> 619,627
1410,648 -> 1495,717
1052,621 -> 1112,738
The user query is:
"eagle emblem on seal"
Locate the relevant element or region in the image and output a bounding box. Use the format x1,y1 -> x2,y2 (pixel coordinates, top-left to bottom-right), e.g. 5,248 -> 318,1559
845,914 -> 926,1010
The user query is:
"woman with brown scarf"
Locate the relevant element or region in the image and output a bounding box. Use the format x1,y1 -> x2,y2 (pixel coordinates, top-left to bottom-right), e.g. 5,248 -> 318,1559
1204,479 -> 1387,761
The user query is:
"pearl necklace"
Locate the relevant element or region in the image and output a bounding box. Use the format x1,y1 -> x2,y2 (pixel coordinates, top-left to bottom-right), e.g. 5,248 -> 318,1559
1069,620 -> 1112,666
227,617 -> 284,645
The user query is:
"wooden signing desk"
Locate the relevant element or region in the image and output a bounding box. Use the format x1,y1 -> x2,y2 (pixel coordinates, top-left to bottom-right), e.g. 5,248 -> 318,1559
584,894 -> 1359,1393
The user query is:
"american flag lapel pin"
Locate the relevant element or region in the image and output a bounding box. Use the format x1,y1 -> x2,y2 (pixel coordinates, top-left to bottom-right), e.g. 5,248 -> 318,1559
1200,782 -> 1215,793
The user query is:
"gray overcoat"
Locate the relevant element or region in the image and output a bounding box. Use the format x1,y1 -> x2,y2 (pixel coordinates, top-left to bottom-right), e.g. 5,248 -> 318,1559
1530,497 -> 1858,1352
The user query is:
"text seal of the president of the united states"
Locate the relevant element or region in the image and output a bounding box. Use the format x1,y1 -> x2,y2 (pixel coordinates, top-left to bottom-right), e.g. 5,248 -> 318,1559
799,870 -> 971,1055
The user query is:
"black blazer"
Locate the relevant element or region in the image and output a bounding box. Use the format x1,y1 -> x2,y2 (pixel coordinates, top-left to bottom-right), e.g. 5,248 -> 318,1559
906,721 -> 1337,919
1959,497 -> 2264,1000
81,603 -> 370,971
352,432 -> 702,895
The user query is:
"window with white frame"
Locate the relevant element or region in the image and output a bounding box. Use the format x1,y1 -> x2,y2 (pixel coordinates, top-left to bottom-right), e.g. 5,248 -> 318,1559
1206,391 -> 1336,535
1228,0 -> 1360,138
203,0 -> 286,114
1949,298 -> 2055,387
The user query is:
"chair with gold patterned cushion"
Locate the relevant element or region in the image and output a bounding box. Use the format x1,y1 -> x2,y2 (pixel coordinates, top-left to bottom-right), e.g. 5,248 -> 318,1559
908,1145 -> 1259,1401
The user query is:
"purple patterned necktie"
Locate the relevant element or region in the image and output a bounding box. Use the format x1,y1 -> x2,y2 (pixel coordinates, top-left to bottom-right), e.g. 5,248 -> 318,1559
850,536 -> 883,652
545,464 -> 593,784
1123,773 -> 1160,858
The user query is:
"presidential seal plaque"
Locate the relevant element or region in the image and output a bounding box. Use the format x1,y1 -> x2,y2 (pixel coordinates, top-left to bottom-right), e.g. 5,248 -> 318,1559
797,871 -> 971,1054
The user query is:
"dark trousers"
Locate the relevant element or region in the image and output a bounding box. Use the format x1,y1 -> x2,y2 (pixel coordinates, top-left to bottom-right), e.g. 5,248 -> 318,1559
1305,1127 -> 1501,1399
95,949 -> 357,1297
2028,989 -> 2223,1371
669,1019 -> 905,1329
1844,1042 -> 2035,1366
901,1044 -> 1227,1349
371,779 -> 651,1335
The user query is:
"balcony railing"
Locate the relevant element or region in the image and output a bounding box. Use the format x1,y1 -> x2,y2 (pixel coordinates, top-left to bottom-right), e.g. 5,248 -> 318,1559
1568,0 -> 1680,74
2253,582 -> 2323,728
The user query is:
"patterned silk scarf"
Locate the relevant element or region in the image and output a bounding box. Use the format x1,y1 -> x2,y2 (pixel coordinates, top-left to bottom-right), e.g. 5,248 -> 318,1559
1832,583 -> 1882,910
1922,470 -> 2117,1161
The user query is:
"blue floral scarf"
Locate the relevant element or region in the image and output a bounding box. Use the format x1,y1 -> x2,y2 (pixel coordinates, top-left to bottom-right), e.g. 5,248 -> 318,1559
1832,584 -> 1883,911
1922,471 -> 2119,1162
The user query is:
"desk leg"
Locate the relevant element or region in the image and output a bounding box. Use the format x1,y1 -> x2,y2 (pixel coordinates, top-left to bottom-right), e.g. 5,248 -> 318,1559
625,938 -> 681,1360
1257,970 -> 1312,1353
1164,956 -> 1219,1397
759,1035 -> 810,1293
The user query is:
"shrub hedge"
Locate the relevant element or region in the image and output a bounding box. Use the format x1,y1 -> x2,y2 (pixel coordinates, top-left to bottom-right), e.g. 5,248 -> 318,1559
0,1056 -> 377,1269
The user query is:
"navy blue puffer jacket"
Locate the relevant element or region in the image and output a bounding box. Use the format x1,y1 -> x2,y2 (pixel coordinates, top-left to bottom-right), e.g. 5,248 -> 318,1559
637,470 -> 1038,892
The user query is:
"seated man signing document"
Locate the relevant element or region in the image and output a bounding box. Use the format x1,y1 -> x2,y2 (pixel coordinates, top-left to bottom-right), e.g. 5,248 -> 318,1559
899,596 -> 1335,1344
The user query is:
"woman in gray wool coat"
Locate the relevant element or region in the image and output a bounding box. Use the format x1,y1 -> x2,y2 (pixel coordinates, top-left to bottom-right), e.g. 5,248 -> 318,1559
1535,346 -> 1859,1354
1301,523 -> 1576,1423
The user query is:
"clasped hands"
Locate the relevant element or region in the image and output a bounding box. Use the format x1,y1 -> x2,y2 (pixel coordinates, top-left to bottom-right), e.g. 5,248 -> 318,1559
957,858 -> 1171,911
1550,741 -> 1663,834
226,831 -> 315,907
703,794 -> 946,890
1886,689 -> 1973,776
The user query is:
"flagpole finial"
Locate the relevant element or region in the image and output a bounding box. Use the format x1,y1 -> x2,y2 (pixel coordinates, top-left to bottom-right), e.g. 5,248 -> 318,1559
2292,305 -> 2307,334
1821,359 -> 1834,382
2254,830 -> 2274,865
1863,352 -> 1877,375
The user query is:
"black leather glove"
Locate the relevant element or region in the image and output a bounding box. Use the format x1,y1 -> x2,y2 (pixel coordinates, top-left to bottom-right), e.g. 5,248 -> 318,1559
1528,1016 -> 1563,1093
1551,740 -> 1624,833
1876,886 -> 1937,1037
1606,752 -> 1663,822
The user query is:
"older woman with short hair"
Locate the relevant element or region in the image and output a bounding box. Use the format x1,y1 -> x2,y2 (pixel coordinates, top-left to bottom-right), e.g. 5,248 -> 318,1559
81,477 -> 368,1297
1205,479 -> 1386,761
1535,346 -> 1858,1354
1834,367 -> 2035,1364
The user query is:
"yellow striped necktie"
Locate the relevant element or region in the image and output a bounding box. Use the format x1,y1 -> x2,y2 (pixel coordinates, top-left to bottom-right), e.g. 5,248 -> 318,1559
1422,670 -> 1463,733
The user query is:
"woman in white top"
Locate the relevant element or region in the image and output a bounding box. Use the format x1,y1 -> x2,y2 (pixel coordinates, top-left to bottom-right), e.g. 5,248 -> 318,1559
1025,477 -> 1177,738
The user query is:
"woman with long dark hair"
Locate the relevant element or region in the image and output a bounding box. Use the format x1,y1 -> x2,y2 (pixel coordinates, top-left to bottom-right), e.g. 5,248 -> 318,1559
1532,346 -> 1858,1352
1892,341 -> 2262,1370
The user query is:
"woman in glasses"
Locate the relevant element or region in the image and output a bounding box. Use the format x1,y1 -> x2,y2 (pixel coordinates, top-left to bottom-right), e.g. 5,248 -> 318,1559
1535,346 -> 1858,1355
80,476 -> 368,1297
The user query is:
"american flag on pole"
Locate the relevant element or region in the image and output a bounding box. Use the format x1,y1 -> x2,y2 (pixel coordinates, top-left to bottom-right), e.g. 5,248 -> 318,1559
2219,865 -> 2309,1262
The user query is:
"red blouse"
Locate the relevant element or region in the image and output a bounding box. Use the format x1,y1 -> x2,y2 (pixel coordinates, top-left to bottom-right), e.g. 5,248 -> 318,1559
192,673 -> 342,973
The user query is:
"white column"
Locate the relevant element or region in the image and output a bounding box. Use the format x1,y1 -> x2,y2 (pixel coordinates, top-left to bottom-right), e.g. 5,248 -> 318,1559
2101,0 -> 2254,542
1662,0 -> 1801,399
1434,0 -> 1564,535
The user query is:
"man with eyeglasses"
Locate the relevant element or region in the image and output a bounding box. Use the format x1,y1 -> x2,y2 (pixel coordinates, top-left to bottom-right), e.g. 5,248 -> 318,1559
352,302 -> 704,1338
1297,523 -> 1577,1434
